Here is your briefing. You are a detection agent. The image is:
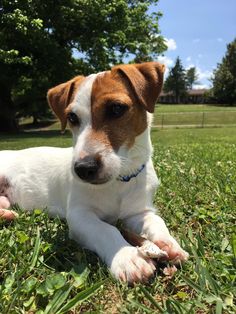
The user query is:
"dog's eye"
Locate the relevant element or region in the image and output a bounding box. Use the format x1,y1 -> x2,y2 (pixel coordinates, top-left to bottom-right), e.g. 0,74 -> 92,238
67,112 -> 80,126
106,103 -> 128,119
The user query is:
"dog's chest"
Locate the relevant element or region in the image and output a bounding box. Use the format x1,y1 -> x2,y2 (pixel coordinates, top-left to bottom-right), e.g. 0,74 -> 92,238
74,178 -> 147,223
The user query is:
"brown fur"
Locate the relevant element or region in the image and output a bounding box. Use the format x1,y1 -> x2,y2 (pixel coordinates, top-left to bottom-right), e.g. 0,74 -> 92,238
90,62 -> 165,151
47,76 -> 85,132
114,62 -> 165,113
47,62 -> 165,151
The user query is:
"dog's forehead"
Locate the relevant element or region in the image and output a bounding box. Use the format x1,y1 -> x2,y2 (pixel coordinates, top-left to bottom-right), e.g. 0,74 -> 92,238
72,74 -> 97,113
71,71 -> 110,113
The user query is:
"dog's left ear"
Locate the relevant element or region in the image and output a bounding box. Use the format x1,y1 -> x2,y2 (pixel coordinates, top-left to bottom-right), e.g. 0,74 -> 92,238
47,76 -> 84,132
113,62 -> 165,113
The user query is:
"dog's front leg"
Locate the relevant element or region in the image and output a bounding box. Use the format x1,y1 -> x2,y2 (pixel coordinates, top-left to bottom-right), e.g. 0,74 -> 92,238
67,209 -> 156,283
123,210 -> 189,263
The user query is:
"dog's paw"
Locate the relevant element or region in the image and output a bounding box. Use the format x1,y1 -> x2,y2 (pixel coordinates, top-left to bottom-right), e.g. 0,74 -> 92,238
109,246 -> 156,284
153,235 -> 189,264
0,197 -> 18,221
0,208 -> 18,220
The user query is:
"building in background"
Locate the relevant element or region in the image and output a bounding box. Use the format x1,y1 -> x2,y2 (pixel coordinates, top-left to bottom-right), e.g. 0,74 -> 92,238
159,89 -> 209,104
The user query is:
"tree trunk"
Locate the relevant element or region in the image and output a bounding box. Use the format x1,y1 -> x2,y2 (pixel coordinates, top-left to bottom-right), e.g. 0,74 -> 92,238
0,88 -> 18,132
33,115 -> 39,125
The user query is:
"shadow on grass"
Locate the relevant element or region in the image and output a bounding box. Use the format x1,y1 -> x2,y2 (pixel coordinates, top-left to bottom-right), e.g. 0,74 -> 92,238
20,119 -> 57,130
0,129 -> 71,141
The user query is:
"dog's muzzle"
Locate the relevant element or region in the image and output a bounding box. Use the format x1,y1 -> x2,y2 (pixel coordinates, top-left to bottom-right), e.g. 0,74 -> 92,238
74,155 -> 109,184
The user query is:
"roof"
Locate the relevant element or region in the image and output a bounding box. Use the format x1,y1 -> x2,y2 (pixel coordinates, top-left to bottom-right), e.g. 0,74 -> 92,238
160,89 -> 208,97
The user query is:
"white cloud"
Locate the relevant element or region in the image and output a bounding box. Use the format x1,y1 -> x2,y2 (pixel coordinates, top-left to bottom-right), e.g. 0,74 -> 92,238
157,55 -> 174,67
217,37 -> 223,42
156,56 -> 175,79
193,83 -> 210,89
186,63 -> 212,81
186,56 -> 191,62
185,64 -> 213,88
164,38 -> 177,51
196,67 -> 212,81
198,54 -> 203,58
193,38 -> 200,44
186,63 -> 195,70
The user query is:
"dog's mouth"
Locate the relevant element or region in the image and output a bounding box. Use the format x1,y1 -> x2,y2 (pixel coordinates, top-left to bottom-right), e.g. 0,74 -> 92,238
76,174 -> 113,185
85,176 -> 112,185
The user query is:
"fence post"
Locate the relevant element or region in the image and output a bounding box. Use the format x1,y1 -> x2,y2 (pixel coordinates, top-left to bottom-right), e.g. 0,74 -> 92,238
201,112 -> 205,128
161,114 -> 164,129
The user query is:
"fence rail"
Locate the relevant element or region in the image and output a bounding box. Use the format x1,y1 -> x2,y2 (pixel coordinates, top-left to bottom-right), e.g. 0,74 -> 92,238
153,111 -> 236,128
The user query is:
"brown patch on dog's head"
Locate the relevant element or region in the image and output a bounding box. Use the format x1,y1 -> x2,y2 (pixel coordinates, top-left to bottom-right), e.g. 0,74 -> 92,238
114,62 -> 165,113
90,62 -> 165,151
47,76 -> 85,132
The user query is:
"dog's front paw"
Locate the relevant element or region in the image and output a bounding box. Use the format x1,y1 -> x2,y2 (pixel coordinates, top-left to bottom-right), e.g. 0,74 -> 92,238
153,235 -> 189,264
109,246 -> 156,284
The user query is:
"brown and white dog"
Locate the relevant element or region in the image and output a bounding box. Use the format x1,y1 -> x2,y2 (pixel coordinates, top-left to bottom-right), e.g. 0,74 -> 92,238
0,62 -> 188,283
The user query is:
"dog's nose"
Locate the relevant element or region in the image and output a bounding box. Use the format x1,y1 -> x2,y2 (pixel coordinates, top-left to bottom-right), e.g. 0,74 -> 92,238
74,156 -> 101,182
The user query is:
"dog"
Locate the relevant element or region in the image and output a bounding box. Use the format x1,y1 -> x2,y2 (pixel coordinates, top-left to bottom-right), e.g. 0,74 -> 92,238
0,62 -> 188,283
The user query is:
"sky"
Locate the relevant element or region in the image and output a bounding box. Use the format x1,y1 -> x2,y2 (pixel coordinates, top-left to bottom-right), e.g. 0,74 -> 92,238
153,0 -> 236,89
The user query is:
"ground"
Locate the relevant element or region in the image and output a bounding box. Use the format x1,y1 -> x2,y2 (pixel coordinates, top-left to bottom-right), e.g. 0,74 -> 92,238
0,104 -> 235,313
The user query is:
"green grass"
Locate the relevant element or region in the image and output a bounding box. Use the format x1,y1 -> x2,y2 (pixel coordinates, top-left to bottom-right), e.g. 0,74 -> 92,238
153,104 -> 236,127
156,104 -> 236,113
0,125 -> 236,313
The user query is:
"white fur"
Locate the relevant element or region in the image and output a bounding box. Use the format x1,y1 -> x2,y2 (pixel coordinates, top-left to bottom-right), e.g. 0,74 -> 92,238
0,73 -> 188,283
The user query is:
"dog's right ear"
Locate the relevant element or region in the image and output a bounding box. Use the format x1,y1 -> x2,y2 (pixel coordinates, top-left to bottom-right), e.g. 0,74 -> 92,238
112,62 -> 165,113
47,76 -> 84,132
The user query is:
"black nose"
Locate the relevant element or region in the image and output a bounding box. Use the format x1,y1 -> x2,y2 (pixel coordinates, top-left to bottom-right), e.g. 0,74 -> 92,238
74,156 -> 101,182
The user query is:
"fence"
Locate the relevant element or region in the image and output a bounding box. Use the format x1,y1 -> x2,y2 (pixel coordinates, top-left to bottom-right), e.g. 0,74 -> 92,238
153,111 -> 236,128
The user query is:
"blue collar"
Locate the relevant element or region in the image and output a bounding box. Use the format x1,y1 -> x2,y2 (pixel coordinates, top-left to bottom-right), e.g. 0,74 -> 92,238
118,164 -> 145,182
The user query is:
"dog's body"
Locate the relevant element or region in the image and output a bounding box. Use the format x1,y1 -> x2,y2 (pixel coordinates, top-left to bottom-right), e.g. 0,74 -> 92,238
0,62 -> 188,283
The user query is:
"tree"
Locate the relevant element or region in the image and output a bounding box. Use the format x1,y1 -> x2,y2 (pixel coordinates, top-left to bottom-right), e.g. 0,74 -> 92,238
164,57 -> 187,103
0,0 -> 166,131
186,67 -> 198,90
211,38 -> 236,106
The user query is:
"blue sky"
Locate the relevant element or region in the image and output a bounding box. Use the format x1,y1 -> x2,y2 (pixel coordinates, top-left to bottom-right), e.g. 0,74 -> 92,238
154,0 -> 236,88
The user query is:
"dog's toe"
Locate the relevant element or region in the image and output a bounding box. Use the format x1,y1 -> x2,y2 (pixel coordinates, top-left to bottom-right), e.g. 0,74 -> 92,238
110,246 -> 156,284
0,208 -> 18,221
154,237 -> 189,264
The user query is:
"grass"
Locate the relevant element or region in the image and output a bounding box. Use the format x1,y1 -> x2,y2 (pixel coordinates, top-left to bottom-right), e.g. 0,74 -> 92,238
0,107 -> 236,313
154,104 -> 236,127
156,104 -> 236,113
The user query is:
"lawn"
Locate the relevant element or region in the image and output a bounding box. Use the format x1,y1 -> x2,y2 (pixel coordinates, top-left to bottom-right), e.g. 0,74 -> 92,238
156,104 -> 236,113
0,123 -> 235,312
153,104 -> 236,127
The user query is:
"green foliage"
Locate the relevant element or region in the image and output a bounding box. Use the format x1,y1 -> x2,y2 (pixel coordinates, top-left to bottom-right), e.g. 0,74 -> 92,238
186,66 -> 198,90
212,38 -> 236,105
0,0 -> 166,130
164,57 -> 187,103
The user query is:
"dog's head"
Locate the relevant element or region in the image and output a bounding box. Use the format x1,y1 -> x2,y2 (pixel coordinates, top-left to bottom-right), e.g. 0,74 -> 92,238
47,62 -> 165,185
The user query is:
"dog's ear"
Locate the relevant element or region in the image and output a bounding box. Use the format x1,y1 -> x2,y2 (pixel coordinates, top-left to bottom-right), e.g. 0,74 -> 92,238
113,62 -> 165,113
47,76 -> 84,132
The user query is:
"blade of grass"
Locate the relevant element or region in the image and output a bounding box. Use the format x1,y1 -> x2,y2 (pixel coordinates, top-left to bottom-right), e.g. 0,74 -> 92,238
215,298 -> 223,314
139,286 -> 165,312
29,227 -> 41,271
129,300 -> 154,313
44,284 -> 73,314
58,280 -> 106,313
203,267 -> 220,295
180,274 -> 205,294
